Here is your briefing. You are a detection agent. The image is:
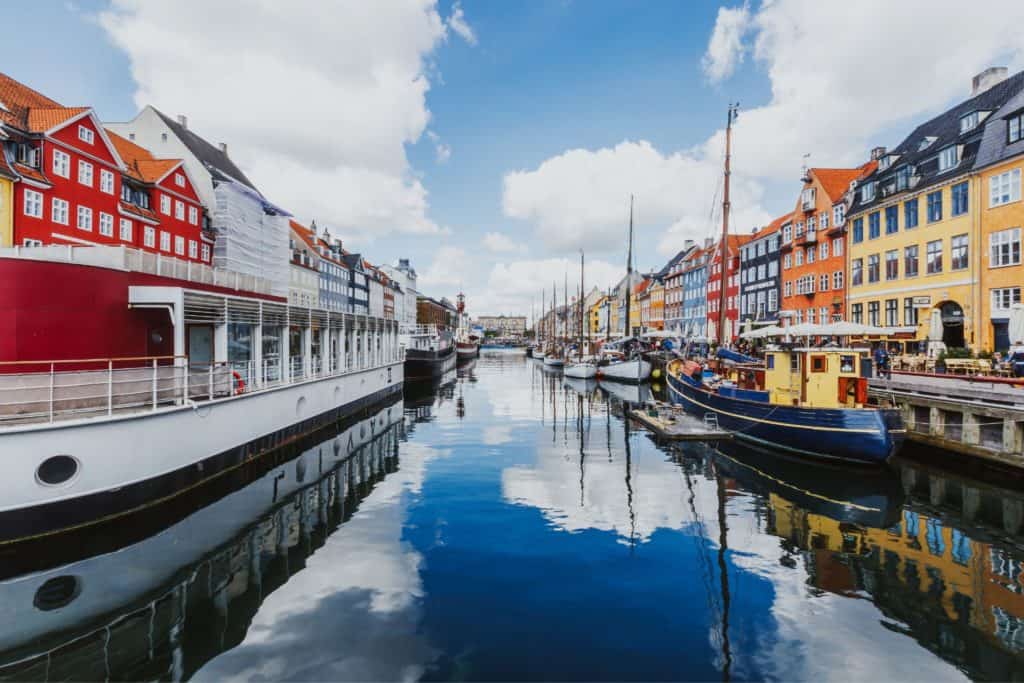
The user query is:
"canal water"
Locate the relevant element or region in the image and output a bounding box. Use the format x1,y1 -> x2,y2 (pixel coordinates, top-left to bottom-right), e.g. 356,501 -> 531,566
3,350 -> 1024,681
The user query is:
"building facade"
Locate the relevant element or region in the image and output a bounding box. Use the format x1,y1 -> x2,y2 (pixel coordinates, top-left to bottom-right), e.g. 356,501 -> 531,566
681,246 -> 709,337
382,258 -> 419,329
475,315 -> 527,336
740,216 -> 785,326
660,242 -> 696,332
706,235 -> 751,342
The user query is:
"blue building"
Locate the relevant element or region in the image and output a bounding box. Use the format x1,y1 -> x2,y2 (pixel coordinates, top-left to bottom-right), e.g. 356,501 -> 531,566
680,242 -> 710,338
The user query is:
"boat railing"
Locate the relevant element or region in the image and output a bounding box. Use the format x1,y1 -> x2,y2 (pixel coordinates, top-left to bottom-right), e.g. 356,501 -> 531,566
0,348 -> 399,427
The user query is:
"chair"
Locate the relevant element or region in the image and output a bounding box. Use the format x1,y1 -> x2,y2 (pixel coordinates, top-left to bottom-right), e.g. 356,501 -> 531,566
976,359 -> 993,375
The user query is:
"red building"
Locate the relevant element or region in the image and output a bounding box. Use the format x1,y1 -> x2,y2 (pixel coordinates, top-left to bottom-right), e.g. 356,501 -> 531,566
706,234 -> 753,343
0,73 -> 208,263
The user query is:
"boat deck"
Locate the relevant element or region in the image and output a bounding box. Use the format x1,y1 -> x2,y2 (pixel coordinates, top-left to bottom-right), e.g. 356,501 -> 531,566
629,403 -> 733,441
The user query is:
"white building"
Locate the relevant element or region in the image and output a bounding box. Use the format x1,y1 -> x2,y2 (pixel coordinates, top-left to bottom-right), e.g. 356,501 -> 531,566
368,270 -> 385,319
382,258 -> 419,329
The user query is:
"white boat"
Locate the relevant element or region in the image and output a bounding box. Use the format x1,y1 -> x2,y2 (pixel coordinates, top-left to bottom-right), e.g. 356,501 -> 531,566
563,361 -> 597,379
599,379 -> 651,404
534,350 -> 546,360
598,358 -> 652,383
543,355 -> 565,367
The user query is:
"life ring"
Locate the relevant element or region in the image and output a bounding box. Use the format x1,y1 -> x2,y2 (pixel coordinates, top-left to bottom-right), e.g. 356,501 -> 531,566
232,370 -> 245,395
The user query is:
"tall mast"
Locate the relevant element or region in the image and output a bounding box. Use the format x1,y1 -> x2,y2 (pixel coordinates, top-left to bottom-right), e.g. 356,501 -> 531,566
542,288 -> 545,343
717,104 -> 738,347
579,249 -> 585,357
563,271 -> 568,344
625,195 -> 634,339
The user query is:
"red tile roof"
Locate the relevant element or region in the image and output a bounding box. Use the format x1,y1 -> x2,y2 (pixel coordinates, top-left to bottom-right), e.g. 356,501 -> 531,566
26,107 -> 88,133
119,201 -> 160,223
812,164 -> 875,203
107,130 -> 182,183
759,211 -> 793,236
0,72 -> 64,129
12,162 -> 50,186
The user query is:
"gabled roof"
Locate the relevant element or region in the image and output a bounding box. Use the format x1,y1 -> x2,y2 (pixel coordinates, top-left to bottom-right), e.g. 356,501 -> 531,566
107,129 -> 186,185
811,168 -> 868,203
27,106 -> 90,133
758,211 -> 793,237
151,107 -> 261,194
0,72 -> 62,129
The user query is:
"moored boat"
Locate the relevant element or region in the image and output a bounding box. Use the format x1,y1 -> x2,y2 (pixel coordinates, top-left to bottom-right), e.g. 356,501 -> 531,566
564,361 -> 597,379
666,347 -> 905,465
402,324 -> 457,381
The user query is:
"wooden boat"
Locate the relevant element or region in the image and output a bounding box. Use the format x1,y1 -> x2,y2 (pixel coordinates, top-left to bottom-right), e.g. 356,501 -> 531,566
666,347 -> 905,465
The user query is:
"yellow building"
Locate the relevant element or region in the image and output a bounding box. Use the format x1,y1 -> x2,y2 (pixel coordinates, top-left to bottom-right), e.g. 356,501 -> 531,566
974,98 -> 1024,351
648,281 -> 665,330
0,166 -> 13,247
588,295 -> 606,335
847,69 -> 1024,352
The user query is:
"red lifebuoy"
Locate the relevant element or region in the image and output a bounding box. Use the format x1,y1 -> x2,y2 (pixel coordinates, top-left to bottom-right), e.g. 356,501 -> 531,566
232,370 -> 245,395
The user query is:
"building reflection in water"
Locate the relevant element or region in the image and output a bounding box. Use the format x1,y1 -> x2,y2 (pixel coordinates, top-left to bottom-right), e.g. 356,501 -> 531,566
0,400 -> 410,682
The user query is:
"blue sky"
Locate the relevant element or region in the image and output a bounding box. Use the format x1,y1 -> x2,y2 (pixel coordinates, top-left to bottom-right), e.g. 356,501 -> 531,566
4,1 -> 1023,316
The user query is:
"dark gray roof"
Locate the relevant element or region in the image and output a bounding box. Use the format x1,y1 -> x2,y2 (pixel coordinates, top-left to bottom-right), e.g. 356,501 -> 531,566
656,246 -> 694,279
975,90 -> 1024,170
851,70 -> 1024,214
153,108 -> 262,195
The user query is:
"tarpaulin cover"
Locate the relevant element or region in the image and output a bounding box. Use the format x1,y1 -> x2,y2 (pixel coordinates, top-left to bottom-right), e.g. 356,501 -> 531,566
212,181 -> 289,297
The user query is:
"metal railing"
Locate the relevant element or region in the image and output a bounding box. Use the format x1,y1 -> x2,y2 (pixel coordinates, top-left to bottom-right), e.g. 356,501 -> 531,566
0,346 -> 399,427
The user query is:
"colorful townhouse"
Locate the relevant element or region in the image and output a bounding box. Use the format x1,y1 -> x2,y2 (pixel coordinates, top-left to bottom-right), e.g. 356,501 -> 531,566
974,86 -> 1024,351
706,234 -> 752,342
781,165 -> 871,326
846,68 -> 1024,351
680,245 -> 709,337
739,214 -> 786,326
659,241 -> 697,332
0,139 -> 14,246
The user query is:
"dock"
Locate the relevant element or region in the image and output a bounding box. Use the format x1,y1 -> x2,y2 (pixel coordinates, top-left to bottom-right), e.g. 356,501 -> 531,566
869,373 -> 1024,469
629,403 -> 732,441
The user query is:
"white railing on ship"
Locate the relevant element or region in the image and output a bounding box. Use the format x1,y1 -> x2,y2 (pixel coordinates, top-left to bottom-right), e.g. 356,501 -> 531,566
0,244 -> 275,295
0,349 -> 400,427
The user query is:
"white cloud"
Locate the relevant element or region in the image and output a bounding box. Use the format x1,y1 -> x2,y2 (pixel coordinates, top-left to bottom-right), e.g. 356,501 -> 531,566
470,256 -> 623,318
482,231 -> 525,254
426,130 -> 451,163
418,245 -> 469,288
446,1 -> 477,46
100,0 -> 450,241
701,4 -> 751,83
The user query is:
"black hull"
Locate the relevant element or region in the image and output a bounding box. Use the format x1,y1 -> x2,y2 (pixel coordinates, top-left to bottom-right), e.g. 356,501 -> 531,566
404,346 -> 457,381
0,384 -> 402,548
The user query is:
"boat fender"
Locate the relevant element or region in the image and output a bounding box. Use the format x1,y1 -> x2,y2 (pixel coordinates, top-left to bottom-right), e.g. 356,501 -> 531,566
232,370 -> 245,395
651,368 -> 661,379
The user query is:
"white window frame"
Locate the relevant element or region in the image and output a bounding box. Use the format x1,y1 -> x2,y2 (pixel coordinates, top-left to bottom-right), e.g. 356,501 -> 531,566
992,287 -> 1022,313
188,240 -> 198,258
832,238 -> 843,257
119,218 -> 132,241
52,149 -> 70,178
175,173 -> 185,187
160,194 -> 171,216
99,212 -> 114,237
174,200 -> 185,221
990,169 -> 1022,208
990,227 -> 1022,268
100,169 -> 115,194
51,197 -> 69,225
174,235 -> 185,255
23,189 -> 43,218
77,206 -> 93,231
188,206 -> 198,225
77,125 -> 95,144
144,226 -> 156,248
938,146 -> 959,172
78,160 -> 94,187
160,231 -> 171,252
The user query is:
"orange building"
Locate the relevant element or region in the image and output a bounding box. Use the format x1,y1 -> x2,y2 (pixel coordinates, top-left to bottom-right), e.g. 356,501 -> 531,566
780,165 -> 875,325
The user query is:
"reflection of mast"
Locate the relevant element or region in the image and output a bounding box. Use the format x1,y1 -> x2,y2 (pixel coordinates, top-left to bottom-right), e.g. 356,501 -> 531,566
715,463 -> 733,682
578,394 -> 586,508
623,415 -> 637,551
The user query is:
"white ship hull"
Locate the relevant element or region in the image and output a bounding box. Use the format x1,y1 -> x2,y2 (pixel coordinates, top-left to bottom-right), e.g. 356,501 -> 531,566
563,363 -> 597,379
598,359 -> 652,383
543,357 -> 565,367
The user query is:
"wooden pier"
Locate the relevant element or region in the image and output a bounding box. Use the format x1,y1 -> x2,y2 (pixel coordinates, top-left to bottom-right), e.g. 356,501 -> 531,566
869,374 -> 1024,469
629,403 -> 732,441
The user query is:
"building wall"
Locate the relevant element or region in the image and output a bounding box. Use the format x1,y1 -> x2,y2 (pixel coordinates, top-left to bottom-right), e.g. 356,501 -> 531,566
740,228 -> 781,324
979,157 -> 1024,350
0,178 -> 12,247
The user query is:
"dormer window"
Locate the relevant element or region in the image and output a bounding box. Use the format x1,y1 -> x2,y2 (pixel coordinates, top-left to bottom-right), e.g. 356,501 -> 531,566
895,165 -> 912,191
1009,112 -> 1023,144
938,145 -> 959,172
918,136 -> 937,151
877,154 -> 899,172
860,182 -> 876,203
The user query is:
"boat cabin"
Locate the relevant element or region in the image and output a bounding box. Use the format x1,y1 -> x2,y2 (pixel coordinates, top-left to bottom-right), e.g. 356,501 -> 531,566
763,347 -> 869,409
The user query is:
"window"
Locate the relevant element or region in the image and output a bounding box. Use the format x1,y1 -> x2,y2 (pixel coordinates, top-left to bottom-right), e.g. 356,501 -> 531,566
174,235 -> 185,255
99,212 -> 113,237
885,299 -> 898,326
795,250 -> 803,266
852,303 -> 863,324
807,308 -> 816,324
833,203 -> 845,227
768,260 -> 778,277
767,289 -> 777,311
992,287 -> 1022,312
819,241 -> 829,260
852,258 -> 863,286
1010,113 -> 1023,144
78,160 -> 93,186
960,111 -> 980,134
188,206 -> 198,225
867,253 -> 880,283
904,245 -> 919,277
951,234 -> 969,270
868,211 -> 880,239
905,198 -> 919,228
833,270 -> 843,290
52,149 -> 70,178
861,182 -> 876,203
927,190 -> 943,222
938,146 -> 959,172
990,227 -> 1022,267
175,173 -> 185,187
820,212 -> 829,230
160,231 -> 171,251
926,239 -> 943,274
990,168 -> 1022,207
160,194 -> 171,215
119,218 -> 132,241
832,238 -> 842,257
904,298 -> 918,327
784,281 -> 792,297
819,273 -> 829,291
895,165 -> 912,191
806,246 -> 815,264
188,240 -> 198,258
868,301 -> 880,326
807,216 -> 816,233
51,198 -> 69,225
885,205 -> 898,234
852,217 -> 864,243
951,181 -> 969,216
174,200 -> 184,220
796,221 -> 805,237
783,253 -> 791,269
885,250 -> 898,280
782,224 -> 792,242
77,125 -> 94,144
100,169 -> 114,194
21,189 -> 40,218
22,238 -> 43,247
75,206 -> 92,231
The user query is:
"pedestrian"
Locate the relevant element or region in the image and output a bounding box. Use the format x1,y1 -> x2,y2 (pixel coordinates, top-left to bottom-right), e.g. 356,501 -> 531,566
873,344 -> 891,379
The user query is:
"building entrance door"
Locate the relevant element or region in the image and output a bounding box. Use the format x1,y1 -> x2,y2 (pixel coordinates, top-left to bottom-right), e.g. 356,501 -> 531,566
940,301 -> 965,349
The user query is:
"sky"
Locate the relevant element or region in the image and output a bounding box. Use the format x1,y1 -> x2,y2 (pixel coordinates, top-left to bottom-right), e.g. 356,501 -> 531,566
4,1 -> 1024,318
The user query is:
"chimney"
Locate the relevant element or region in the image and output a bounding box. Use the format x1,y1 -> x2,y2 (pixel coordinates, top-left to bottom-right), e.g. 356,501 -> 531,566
177,114 -> 187,129
219,142 -> 228,156
972,67 -> 1008,97
870,146 -> 887,161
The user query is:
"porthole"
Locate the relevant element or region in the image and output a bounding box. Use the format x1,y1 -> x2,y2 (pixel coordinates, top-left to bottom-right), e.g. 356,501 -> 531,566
36,455 -> 79,487
33,575 -> 81,611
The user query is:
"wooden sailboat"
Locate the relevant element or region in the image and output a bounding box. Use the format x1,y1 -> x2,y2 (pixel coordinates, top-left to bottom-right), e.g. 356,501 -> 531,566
544,279 -> 565,367
565,250 -> 597,379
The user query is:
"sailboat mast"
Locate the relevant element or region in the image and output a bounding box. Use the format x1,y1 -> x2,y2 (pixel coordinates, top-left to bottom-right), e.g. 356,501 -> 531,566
625,195 -> 634,339
579,249 -> 585,357
717,104 -> 738,347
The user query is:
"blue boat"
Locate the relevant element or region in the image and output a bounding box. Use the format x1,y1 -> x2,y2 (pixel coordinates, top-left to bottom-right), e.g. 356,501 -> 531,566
667,349 -> 905,465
